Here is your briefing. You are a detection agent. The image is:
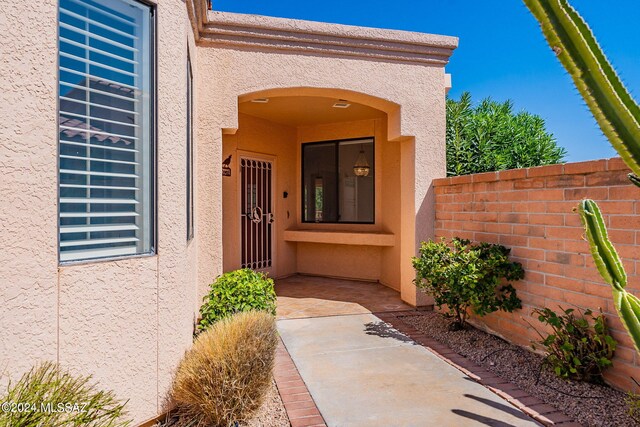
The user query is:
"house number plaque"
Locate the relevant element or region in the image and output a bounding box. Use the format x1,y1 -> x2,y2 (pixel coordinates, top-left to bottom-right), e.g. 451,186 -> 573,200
222,155 -> 232,177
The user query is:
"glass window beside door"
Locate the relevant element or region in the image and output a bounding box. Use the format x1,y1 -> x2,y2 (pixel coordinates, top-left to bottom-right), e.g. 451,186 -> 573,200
302,138 -> 374,224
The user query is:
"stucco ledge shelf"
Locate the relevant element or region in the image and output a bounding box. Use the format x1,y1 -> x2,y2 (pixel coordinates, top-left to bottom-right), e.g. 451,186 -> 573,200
283,229 -> 395,247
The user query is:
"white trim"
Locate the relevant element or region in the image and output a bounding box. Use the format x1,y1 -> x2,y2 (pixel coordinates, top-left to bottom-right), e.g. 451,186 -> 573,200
60,67 -> 138,91
59,36 -> 137,65
59,22 -> 138,53
60,246 -> 138,262
59,169 -> 139,179
60,197 -> 139,204
60,224 -> 139,233
60,139 -> 139,153
59,7 -> 138,40
60,51 -> 138,78
59,97 -> 140,116
61,211 -> 139,218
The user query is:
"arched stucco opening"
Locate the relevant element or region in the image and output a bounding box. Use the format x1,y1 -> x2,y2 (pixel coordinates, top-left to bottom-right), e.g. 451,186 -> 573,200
234,87 -> 404,142
221,87 -> 421,306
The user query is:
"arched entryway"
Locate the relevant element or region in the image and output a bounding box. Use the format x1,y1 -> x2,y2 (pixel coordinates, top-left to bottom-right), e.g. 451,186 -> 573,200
221,87 -> 423,305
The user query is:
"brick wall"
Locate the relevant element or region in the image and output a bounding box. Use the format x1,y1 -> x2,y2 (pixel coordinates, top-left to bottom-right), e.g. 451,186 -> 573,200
433,157 -> 640,390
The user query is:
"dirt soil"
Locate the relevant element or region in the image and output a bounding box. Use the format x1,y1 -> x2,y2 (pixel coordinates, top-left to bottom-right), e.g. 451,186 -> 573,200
400,311 -> 639,427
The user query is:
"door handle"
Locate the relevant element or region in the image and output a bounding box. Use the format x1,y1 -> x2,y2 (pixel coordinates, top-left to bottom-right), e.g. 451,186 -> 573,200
248,206 -> 262,223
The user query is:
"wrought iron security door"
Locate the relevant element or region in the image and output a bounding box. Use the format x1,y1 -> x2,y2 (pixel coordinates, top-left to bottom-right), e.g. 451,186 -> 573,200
240,157 -> 274,272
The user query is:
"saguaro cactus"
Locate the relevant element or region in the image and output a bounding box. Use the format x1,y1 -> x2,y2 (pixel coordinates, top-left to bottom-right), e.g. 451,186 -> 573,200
578,200 -> 640,352
524,0 -> 640,351
523,0 -> 640,180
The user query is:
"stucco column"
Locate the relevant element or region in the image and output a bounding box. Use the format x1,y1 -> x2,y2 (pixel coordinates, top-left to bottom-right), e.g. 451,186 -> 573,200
399,138 -> 432,306
398,72 -> 447,307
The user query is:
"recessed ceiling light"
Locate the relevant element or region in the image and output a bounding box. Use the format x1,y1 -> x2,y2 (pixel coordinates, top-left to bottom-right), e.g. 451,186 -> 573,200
333,99 -> 351,109
251,98 -> 269,103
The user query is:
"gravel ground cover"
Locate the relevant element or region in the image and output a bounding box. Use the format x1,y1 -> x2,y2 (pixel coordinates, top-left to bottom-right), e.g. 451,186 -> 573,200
158,380 -> 289,427
400,311 -> 638,427
244,380 -> 289,427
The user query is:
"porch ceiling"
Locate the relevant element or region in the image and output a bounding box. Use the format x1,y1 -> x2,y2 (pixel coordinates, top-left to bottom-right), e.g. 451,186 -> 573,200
239,96 -> 386,127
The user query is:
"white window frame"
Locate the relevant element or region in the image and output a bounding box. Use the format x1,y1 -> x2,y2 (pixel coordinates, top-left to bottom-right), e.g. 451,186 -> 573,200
57,0 -> 156,264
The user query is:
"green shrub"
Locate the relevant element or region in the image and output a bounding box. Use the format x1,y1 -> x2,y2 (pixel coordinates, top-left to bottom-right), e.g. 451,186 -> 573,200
198,269 -> 277,331
446,92 -> 566,176
531,306 -> 616,383
171,311 -> 278,427
412,238 -> 524,329
0,362 -> 130,427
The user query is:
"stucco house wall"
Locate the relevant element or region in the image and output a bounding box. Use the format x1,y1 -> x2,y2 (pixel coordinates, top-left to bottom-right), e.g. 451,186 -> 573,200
198,10 -> 457,305
0,0 -> 457,423
293,118 -> 395,284
222,115 -> 402,285
222,113 -> 299,278
1,0 -> 201,422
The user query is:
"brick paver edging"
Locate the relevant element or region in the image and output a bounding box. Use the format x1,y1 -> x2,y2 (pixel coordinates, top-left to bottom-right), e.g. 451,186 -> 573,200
273,337 -> 327,427
376,311 -> 582,427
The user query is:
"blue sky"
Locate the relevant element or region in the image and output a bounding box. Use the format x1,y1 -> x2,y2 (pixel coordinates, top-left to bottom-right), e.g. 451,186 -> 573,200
214,0 -> 640,162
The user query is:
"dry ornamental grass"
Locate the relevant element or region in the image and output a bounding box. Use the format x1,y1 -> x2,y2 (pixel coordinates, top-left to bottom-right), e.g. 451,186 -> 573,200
171,311 -> 278,427
0,361 -> 130,427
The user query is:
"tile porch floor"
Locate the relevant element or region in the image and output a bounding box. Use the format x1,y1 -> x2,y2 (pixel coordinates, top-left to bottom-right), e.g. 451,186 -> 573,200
275,275 -> 414,320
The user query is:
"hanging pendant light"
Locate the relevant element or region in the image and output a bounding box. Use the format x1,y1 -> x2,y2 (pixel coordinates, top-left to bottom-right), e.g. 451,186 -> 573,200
353,145 -> 370,177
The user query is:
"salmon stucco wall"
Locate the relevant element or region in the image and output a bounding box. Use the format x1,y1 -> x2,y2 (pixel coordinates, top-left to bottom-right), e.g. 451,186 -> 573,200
221,113 -> 404,289
1,0 -> 201,423
1,3 -> 456,422
294,118 -> 400,286
198,26 -> 452,303
222,113 -> 298,278
0,0 -> 60,383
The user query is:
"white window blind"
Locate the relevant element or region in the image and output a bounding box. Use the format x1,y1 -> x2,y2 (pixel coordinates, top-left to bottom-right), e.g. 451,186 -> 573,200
58,0 -> 153,262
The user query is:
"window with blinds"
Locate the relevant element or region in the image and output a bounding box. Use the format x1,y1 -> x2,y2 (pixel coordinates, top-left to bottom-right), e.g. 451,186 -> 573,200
58,0 -> 154,262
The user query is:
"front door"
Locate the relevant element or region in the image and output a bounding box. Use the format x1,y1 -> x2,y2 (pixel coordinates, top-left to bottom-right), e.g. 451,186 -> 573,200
240,156 -> 274,275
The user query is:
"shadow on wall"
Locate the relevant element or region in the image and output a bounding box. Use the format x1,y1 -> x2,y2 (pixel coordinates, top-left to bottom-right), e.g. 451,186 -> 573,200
417,185 -> 437,245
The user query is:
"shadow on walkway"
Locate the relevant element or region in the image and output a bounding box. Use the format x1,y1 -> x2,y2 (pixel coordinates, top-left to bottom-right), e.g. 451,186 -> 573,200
363,320 -> 417,345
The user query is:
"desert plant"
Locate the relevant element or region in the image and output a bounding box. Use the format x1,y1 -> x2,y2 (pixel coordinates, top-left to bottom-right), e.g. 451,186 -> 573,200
626,378 -> 640,423
531,306 -> 616,383
0,361 -> 130,427
198,268 -> 277,331
524,0 -> 640,353
412,238 -> 524,329
446,92 -> 566,176
578,200 -> 640,354
171,311 -> 278,427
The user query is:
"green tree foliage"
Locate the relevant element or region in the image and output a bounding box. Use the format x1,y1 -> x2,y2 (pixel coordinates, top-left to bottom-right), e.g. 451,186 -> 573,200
446,92 -> 567,176
412,238 -> 524,330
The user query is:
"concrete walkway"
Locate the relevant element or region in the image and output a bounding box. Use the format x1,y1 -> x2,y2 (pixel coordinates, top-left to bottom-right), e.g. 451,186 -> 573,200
278,313 -> 541,427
